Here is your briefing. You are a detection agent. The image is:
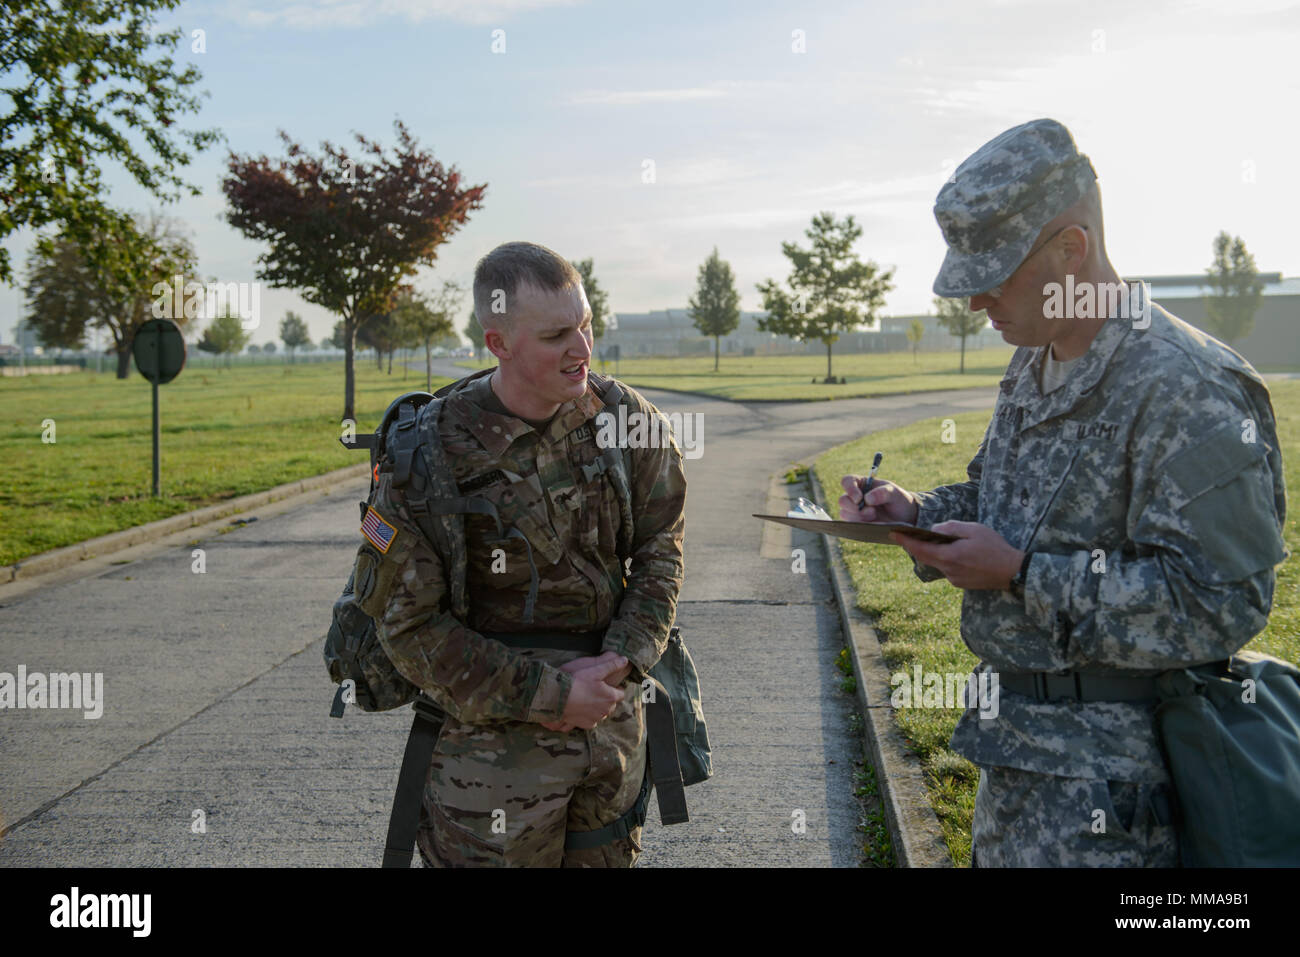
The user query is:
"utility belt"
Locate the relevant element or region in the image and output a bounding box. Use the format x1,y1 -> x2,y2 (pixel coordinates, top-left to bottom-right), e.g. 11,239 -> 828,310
480,628 -> 605,655
1000,670 -> 1159,703
383,626 -> 687,866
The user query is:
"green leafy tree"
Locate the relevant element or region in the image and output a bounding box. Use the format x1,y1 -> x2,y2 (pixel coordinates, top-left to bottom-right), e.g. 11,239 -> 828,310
262,341 -> 276,353
223,119 -> 486,422
0,0 -> 222,285
464,309 -> 485,360
906,319 -> 924,364
1203,231 -> 1265,345
933,296 -> 988,373
357,310 -> 400,373
394,281 -> 461,393
571,258 -> 609,339
688,247 -> 741,372
328,321 -> 347,350
22,210 -> 199,377
756,212 -> 894,382
198,312 -> 250,369
279,310 -> 310,363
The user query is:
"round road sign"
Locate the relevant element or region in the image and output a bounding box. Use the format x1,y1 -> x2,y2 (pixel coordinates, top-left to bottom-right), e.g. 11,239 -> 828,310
132,319 -> 187,384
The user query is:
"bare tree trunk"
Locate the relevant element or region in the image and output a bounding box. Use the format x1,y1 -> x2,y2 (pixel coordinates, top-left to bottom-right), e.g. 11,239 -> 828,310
425,340 -> 433,394
714,336 -> 720,372
960,335 -> 966,373
826,341 -> 833,382
344,314 -> 358,424
116,346 -> 131,379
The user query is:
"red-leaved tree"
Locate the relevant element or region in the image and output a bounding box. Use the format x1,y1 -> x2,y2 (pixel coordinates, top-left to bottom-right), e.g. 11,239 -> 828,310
222,119 -> 485,422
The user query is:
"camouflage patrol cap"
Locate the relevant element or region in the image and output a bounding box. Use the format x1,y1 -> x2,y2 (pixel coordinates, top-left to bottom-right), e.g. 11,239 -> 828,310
933,118 -> 1097,298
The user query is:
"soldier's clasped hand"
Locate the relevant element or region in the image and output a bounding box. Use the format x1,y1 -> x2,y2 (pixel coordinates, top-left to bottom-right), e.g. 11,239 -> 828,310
540,652 -> 629,732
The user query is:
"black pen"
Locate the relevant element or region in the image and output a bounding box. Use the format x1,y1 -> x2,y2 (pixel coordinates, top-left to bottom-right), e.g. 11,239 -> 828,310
858,452 -> 883,511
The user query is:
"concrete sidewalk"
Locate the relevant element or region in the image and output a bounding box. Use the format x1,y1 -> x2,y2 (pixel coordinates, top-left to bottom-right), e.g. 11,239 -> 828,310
0,384 -> 996,866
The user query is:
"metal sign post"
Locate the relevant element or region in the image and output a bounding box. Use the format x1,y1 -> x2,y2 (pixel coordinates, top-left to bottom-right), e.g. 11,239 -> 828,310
130,319 -> 187,497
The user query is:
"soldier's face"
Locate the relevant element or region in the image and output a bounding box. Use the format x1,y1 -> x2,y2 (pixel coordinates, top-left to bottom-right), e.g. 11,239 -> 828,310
969,231 -> 1074,348
499,282 -> 594,405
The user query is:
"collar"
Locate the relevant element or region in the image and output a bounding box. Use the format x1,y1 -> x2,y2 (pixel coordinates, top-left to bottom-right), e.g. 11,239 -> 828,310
1012,280 -> 1143,431
445,373 -> 605,456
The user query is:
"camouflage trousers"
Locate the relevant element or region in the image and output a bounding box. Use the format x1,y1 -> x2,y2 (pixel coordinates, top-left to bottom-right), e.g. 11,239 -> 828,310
417,648 -> 647,868
970,765 -> 1179,867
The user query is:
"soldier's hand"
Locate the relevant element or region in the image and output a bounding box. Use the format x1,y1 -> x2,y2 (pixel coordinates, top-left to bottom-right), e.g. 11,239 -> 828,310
839,475 -> 919,524
555,655 -> 628,730
540,653 -> 632,732
891,521 -> 1023,590
558,651 -> 631,686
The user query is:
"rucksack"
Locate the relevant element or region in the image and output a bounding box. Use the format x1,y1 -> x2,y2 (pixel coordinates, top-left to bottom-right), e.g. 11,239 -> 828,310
323,368 -> 711,866
1155,650 -> 1300,866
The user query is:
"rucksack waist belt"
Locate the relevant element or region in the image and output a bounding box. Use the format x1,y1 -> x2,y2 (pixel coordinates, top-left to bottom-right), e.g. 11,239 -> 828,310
1001,671 -> 1159,702
481,629 -> 605,655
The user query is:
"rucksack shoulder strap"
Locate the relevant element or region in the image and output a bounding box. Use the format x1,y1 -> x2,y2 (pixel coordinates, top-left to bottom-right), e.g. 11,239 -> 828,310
585,372 -> 637,561
389,392 -> 541,623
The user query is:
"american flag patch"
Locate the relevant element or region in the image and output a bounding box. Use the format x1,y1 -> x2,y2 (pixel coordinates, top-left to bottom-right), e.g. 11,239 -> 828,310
360,505 -> 398,554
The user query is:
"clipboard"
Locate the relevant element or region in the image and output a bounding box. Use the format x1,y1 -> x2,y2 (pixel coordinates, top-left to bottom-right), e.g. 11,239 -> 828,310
753,514 -> 959,545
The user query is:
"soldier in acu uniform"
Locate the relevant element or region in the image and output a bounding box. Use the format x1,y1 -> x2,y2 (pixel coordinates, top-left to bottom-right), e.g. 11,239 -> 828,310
358,241 -> 686,867
838,119 -> 1286,866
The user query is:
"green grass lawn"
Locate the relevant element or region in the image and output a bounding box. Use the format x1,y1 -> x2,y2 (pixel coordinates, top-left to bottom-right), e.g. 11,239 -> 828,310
0,360 -> 454,565
2,348 -> 1002,566
815,378 -> 1300,867
457,346 -> 1015,400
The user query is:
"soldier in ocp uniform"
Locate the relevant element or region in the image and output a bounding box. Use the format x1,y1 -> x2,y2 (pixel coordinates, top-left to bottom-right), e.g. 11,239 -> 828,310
839,119 -> 1286,866
359,242 -> 686,866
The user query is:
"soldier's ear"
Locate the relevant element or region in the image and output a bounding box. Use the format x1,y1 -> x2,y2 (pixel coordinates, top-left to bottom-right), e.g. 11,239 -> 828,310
1058,224 -> 1089,272
484,326 -> 511,361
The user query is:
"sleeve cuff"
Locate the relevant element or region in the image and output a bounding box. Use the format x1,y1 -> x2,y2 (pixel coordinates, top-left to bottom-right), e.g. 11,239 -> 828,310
601,625 -> 661,679
909,497 -> 950,582
523,663 -> 572,723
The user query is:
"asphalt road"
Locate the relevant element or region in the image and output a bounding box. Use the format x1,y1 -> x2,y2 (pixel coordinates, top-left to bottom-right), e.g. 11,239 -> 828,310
0,376 -> 996,867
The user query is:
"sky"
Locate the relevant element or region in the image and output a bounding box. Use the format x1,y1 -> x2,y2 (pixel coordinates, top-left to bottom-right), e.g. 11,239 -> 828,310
3,0 -> 1298,348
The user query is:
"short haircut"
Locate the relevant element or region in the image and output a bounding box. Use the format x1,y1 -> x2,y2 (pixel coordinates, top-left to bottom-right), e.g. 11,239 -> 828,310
472,241 -> 584,329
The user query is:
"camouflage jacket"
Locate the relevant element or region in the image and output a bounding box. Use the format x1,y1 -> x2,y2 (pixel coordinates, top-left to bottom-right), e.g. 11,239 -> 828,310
355,371 -> 687,726
912,283 -> 1288,782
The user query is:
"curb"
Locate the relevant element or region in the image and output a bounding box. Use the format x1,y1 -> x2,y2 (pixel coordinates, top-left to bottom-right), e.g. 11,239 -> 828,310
3,463 -> 370,584
808,464 -> 954,868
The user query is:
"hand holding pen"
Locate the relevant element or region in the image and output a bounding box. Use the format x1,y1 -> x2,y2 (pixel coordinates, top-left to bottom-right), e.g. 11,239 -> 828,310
857,451 -> 883,510
838,454 -> 920,525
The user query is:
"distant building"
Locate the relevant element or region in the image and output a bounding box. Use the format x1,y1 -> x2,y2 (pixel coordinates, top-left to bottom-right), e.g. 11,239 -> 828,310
1128,273 -> 1300,369
11,320 -> 40,354
599,308 -> 1003,358
600,310 -> 803,358
878,314 -> 1005,353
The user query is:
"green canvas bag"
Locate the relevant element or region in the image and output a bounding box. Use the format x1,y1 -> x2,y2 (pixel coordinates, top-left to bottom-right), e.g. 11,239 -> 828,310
1156,650 -> 1300,866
